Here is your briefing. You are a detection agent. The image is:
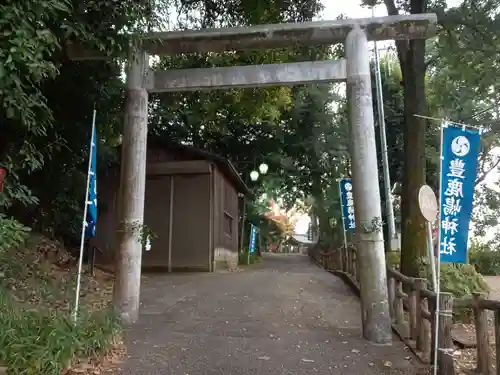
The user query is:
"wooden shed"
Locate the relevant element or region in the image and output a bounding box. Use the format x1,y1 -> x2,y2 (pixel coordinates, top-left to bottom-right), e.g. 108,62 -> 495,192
94,141 -> 249,272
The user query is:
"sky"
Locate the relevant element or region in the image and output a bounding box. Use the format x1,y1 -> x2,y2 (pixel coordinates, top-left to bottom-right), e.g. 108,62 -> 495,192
319,0 -> 464,20
319,1 -> 387,19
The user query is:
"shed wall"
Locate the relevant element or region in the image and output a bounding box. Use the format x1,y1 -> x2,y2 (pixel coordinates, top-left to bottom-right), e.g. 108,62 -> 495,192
213,169 -> 239,270
93,146 -> 240,272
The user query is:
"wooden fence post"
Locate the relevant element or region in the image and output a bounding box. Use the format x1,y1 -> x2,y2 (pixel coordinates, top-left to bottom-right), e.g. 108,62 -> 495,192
437,293 -> 454,375
409,280 -> 418,340
346,247 -> 352,274
494,310 -> 500,375
415,279 -> 429,356
394,279 -> 404,326
473,293 -> 492,375
354,251 -> 360,283
387,274 -> 396,321
342,246 -> 348,272
430,294 -> 436,365
338,247 -> 343,271
351,249 -> 356,277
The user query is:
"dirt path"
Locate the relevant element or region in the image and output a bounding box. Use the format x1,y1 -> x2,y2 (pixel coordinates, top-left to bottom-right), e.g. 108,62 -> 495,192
484,276 -> 500,299
116,253 -> 427,375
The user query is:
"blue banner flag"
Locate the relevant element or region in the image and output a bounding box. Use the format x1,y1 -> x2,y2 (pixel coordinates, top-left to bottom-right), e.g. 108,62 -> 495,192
439,123 -> 480,263
339,178 -> 355,232
85,126 -> 97,239
249,225 -> 257,254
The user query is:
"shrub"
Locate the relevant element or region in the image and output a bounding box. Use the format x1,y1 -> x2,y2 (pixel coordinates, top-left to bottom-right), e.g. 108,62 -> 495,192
385,251 -> 401,268
0,296 -> 121,375
383,246 -> 489,322
437,263 -> 490,296
0,215 -> 122,374
0,214 -> 31,253
384,250 -> 490,300
238,249 -> 257,265
468,241 -> 500,276
433,263 -> 490,322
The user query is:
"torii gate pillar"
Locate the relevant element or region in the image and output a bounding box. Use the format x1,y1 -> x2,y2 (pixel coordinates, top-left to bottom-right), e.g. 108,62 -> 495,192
112,49 -> 149,324
346,26 -> 391,344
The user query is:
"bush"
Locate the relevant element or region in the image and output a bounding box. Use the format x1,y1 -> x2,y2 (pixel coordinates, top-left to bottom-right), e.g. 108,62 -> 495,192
384,250 -> 490,299
0,297 -> 121,375
468,241 -> 500,276
434,263 -> 490,322
0,215 -> 122,374
438,263 -> 490,296
0,214 -> 31,253
383,246 -> 489,322
385,251 -> 400,268
238,250 -> 258,265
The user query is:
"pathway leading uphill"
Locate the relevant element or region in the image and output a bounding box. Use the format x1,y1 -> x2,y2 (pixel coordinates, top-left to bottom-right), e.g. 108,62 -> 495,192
116,253 -> 429,375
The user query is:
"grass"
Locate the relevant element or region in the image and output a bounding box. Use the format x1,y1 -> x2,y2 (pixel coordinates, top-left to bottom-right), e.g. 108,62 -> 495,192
0,299 -> 120,375
238,251 -> 262,266
0,217 -> 123,375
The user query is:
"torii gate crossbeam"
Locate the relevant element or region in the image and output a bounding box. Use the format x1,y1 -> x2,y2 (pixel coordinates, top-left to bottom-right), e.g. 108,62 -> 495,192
68,14 -> 437,345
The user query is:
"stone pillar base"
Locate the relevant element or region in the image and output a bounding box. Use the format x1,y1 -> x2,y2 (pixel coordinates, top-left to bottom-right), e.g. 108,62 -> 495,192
214,247 -> 239,271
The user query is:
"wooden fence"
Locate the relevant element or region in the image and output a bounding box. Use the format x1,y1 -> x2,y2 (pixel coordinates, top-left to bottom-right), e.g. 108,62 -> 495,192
312,245 -> 500,375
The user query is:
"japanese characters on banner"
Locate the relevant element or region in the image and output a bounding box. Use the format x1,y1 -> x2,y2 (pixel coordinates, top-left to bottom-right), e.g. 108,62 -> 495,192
439,123 -> 481,264
249,224 -> 257,254
339,178 -> 355,232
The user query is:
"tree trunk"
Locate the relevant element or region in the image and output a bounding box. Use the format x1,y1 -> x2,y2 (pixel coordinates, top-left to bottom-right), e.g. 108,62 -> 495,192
400,42 -> 428,277
385,0 -> 428,278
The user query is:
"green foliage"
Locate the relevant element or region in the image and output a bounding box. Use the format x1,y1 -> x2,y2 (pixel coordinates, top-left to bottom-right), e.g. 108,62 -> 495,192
0,0 -> 69,208
0,216 -> 121,374
417,260 -> 490,321
438,263 -> 490,321
0,300 -> 120,375
437,263 -> 490,296
238,249 -> 258,265
385,249 -> 489,321
385,251 -> 401,268
469,241 -> 500,276
0,214 -> 31,252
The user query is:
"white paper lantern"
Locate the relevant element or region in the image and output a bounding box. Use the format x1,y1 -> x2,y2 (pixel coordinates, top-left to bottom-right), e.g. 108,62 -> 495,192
250,170 -> 259,181
258,163 -> 269,175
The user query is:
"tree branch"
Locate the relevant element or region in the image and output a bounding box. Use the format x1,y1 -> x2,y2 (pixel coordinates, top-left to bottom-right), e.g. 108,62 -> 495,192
424,55 -> 439,70
436,6 -> 495,46
383,0 -> 398,15
475,151 -> 500,187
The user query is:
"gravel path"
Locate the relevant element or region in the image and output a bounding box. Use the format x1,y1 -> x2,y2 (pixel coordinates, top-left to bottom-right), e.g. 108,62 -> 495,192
484,276 -> 500,299
116,253 -> 428,375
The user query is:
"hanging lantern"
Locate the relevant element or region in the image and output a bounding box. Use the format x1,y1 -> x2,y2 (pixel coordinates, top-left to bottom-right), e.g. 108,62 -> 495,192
249,170 -> 259,181
258,163 -> 268,175
0,167 -> 6,193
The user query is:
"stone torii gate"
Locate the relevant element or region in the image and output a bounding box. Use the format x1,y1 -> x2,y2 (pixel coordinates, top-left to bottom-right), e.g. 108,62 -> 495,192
68,14 -> 437,344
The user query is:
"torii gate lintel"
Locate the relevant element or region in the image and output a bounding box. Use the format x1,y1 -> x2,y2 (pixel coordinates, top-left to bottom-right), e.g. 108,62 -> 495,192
67,14 -> 436,58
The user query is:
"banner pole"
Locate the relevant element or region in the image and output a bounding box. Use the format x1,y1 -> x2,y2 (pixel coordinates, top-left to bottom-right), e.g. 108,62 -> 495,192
433,120 -> 446,375
72,108 -> 97,323
426,221 -> 437,291
338,179 -> 348,271
248,224 -> 251,263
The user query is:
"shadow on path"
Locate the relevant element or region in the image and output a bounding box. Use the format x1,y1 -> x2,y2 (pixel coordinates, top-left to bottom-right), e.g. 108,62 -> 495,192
116,253 -> 429,375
